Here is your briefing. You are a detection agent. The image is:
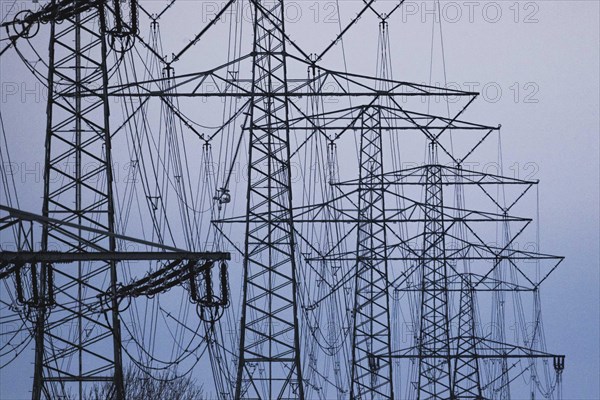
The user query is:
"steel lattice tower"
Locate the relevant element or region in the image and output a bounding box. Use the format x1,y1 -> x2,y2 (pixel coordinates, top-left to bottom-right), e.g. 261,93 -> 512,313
417,144 -> 453,399
0,1 -> 570,399
452,276 -> 483,399
235,0 -> 304,398
350,105 -> 394,400
33,4 -> 125,399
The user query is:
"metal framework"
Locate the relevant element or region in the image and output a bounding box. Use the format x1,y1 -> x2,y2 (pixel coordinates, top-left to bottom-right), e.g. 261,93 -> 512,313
234,1 -> 304,398
0,1 -> 230,399
452,276 -> 483,399
0,0 -> 568,399
30,4 -> 125,398
417,147 -> 453,399
350,105 -> 394,400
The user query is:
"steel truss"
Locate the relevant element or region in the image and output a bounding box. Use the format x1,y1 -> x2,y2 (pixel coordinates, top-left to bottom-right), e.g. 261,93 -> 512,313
350,105 -> 394,399
1,190 -> 230,399
417,147 -> 453,399
453,277 -> 483,398
0,1 -> 222,398
234,1 -> 304,398
29,4 -> 125,398
218,108 -> 565,398
0,0 -> 567,398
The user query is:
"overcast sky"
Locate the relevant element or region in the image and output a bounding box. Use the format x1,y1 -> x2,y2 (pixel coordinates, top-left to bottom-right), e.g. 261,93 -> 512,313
0,0 -> 598,399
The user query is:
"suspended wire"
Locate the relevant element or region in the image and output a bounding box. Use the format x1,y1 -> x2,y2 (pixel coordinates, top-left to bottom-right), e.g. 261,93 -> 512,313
0,0 -> 565,397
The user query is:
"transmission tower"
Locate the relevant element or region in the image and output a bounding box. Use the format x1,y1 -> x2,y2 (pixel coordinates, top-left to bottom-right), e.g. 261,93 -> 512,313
416,145 -> 453,398
234,1 -> 304,398
32,3 -> 124,398
0,0 -> 570,399
452,276 -> 483,398
0,1 -> 230,399
350,104 -> 394,399
350,20 -> 396,400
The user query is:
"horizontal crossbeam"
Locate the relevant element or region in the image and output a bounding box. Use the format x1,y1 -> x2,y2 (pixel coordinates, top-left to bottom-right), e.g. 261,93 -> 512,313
0,251 -> 230,263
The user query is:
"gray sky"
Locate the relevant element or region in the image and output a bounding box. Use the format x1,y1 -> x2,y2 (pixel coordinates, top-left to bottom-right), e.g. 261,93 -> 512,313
0,0 -> 598,398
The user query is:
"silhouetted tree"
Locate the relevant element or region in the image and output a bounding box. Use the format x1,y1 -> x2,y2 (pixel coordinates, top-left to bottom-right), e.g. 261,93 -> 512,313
86,365 -> 205,400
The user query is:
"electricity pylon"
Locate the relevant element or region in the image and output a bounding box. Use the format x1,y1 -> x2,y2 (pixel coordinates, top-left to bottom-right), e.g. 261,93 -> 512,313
234,1 -> 305,398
